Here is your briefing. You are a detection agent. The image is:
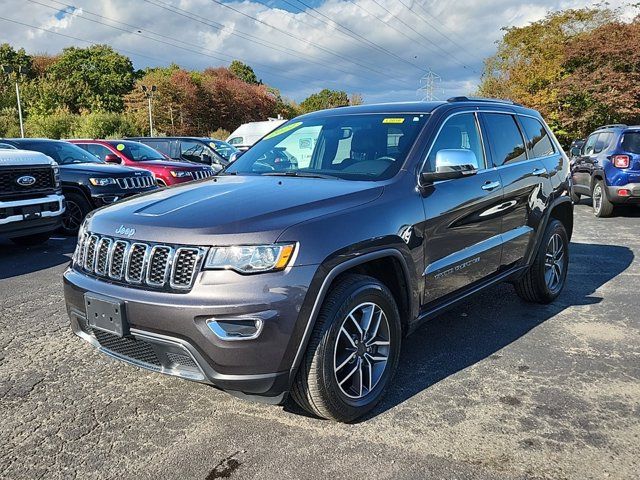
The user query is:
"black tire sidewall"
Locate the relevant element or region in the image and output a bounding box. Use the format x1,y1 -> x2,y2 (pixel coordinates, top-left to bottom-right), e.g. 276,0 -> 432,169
318,280 -> 401,419
536,219 -> 569,301
61,192 -> 90,235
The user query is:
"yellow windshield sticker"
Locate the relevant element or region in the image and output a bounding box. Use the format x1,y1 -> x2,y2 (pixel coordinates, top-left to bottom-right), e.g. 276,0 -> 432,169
116,143 -> 125,151
264,121 -> 303,140
383,118 -> 405,124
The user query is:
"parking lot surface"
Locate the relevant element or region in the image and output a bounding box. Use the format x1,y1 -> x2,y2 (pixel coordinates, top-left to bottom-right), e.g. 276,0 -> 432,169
1,202 -> 639,480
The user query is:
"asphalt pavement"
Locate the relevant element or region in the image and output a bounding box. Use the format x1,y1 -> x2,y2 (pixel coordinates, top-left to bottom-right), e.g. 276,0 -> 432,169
1,201 -> 638,480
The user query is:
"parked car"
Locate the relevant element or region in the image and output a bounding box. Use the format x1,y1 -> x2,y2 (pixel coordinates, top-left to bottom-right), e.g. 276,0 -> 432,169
570,124 -> 640,216
1,139 -> 157,234
63,98 -> 573,422
127,137 -> 229,171
0,149 -> 65,245
70,139 -> 215,187
226,119 -> 287,151
569,138 -> 585,157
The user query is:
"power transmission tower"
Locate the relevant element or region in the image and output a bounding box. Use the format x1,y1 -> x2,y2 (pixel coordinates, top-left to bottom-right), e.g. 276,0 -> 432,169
418,70 -> 441,101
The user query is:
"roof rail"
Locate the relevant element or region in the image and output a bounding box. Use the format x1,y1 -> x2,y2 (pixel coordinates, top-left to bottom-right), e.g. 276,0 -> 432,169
446,96 -> 522,106
595,124 -> 627,130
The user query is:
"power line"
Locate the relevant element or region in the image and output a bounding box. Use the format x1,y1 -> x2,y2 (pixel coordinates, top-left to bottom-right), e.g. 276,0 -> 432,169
25,0 -> 324,87
366,0 -> 475,73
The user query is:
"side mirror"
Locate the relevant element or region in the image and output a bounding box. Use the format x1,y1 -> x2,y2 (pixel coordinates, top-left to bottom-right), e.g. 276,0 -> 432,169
104,154 -> 121,164
570,146 -> 581,157
420,149 -> 479,184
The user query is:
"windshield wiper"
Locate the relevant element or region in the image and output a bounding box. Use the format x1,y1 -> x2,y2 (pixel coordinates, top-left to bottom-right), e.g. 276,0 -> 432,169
260,171 -> 340,180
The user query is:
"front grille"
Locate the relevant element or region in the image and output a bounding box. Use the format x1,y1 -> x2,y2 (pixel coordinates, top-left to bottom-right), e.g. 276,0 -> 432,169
116,176 -> 155,189
192,170 -> 214,180
93,329 -> 161,366
0,167 -> 55,197
76,232 -> 205,291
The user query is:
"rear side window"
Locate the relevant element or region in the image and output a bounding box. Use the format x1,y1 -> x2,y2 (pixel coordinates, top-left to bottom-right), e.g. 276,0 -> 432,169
621,132 -> 640,153
519,116 -> 555,158
228,137 -> 243,145
146,140 -> 171,156
482,113 -> 527,167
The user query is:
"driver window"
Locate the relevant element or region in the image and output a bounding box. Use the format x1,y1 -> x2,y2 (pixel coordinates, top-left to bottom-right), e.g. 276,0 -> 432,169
424,113 -> 484,172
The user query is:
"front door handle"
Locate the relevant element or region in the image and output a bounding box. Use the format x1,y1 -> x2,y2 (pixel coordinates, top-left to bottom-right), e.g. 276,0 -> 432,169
532,167 -> 547,176
481,180 -> 501,191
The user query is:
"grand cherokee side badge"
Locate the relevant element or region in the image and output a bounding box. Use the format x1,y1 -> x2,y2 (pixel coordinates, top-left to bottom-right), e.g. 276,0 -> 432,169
115,225 -> 136,237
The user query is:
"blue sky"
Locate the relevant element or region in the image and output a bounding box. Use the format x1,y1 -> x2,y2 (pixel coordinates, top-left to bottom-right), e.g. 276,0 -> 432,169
1,0 -> 631,103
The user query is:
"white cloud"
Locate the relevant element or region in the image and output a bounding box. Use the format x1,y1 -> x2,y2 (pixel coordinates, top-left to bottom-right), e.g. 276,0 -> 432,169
1,0 -> 636,102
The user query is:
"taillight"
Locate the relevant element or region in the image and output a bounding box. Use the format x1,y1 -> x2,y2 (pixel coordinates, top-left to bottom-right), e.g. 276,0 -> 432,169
612,155 -> 630,168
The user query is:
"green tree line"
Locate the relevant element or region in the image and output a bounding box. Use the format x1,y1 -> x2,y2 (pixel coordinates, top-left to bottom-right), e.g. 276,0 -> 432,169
478,5 -> 640,145
0,44 -> 362,139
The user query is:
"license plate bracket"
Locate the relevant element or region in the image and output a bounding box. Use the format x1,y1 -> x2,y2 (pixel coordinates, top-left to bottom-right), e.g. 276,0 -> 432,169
22,205 -> 42,220
85,293 -> 128,337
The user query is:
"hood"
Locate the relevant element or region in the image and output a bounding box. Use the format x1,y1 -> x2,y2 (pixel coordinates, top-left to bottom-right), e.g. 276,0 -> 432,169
86,175 -> 383,245
131,159 -> 206,170
60,163 -> 151,176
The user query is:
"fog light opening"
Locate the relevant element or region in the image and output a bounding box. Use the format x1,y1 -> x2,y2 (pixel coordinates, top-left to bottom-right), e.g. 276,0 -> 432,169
207,318 -> 263,341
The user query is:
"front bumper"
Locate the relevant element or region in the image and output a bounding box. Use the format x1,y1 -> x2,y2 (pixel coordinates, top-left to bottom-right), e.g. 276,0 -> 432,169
606,182 -> 640,203
0,193 -> 65,236
63,264 -> 318,399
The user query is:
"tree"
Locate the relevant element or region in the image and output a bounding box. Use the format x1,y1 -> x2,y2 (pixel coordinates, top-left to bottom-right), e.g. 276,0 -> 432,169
557,19 -> 640,138
477,7 -> 617,141
229,60 -> 259,85
0,44 -> 33,113
299,89 -> 349,113
46,45 -> 135,113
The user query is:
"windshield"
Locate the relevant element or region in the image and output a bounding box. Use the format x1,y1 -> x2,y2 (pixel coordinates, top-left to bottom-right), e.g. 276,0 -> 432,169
226,113 -> 428,180
108,141 -> 165,161
208,139 -> 239,160
20,141 -> 103,165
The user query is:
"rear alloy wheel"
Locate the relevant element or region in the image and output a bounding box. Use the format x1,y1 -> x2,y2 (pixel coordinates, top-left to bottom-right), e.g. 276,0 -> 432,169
592,180 -> 614,217
515,219 -> 569,304
291,274 -> 401,422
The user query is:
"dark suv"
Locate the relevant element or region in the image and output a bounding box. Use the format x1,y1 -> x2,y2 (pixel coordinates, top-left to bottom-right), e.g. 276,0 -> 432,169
2,139 -> 157,234
63,98 -> 573,422
570,124 -> 640,216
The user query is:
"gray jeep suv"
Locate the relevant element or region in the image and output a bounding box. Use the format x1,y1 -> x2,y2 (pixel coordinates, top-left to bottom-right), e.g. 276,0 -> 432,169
64,98 -> 573,422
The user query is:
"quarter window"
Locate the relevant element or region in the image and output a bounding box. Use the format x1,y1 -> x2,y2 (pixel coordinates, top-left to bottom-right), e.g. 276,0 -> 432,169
482,113 -> 527,167
424,113 -> 485,172
519,116 -> 555,158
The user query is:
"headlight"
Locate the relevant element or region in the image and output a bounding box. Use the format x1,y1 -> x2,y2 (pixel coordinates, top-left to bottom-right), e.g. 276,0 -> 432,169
89,177 -> 116,186
53,165 -> 61,188
170,170 -> 193,178
204,244 -> 296,273
73,219 -> 89,265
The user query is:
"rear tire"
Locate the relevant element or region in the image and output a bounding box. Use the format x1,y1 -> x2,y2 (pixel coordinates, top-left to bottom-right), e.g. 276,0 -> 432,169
515,219 -> 568,304
592,180 -> 614,217
291,274 -> 402,422
10,232 -> 51,246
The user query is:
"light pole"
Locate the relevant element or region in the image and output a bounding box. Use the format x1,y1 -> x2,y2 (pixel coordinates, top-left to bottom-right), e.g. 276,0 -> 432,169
141,84 -> 157,136
1,65 -> 26,138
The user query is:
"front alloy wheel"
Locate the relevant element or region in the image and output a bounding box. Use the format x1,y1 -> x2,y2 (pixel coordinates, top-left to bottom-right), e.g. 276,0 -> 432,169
62,199 -> 84,233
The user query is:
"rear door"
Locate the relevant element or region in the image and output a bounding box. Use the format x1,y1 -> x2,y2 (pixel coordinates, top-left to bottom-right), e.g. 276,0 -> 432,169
420,112 -> 504,304
480,113 -> 548,268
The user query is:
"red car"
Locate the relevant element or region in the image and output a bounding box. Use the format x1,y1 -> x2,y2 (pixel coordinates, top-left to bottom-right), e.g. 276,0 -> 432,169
70,139 -> 215,187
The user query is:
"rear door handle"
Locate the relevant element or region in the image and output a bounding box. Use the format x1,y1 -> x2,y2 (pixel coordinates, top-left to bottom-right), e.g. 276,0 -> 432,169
481,180 -> 501,191
532,167 -> 547,176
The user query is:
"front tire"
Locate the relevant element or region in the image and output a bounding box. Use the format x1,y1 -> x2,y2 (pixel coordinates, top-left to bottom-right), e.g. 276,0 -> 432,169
60,192 -> 91,235
515,219 -> 569,304
592,180 -> 614,217
291,274 -> 402,422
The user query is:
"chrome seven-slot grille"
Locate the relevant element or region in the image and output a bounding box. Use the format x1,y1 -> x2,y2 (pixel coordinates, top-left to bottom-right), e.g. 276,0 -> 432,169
192,170 -> 214,180
75,232 -> 205,291
116,175 -> 156,189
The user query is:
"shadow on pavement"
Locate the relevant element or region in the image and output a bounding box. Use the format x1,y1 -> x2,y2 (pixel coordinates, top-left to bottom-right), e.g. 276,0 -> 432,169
366,242 -> 634,420
0,236 -> 76,279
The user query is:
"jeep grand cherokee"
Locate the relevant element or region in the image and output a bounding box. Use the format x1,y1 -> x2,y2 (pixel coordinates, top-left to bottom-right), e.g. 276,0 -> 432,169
64,98 -> 573,422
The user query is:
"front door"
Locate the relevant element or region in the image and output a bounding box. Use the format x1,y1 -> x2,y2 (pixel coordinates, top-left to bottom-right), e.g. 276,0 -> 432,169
420,112 -> 504,304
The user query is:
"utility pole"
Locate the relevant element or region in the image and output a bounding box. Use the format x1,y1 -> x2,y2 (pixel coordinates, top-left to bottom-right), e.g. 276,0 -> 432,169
418,69 -> 442,101
1,65 -> 27,138
141,84 -> 157,136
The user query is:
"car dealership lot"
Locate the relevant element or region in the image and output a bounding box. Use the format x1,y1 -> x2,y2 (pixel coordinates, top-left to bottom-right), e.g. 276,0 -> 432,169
1,203 -> 638,480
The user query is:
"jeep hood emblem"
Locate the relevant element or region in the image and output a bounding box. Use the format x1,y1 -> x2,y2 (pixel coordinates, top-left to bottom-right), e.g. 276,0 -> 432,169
115,225 -> 136,237
16,175 -> 36,186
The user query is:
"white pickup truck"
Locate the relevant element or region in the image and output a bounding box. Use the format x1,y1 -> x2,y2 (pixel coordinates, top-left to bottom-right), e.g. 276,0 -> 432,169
0,149 -> 65,245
